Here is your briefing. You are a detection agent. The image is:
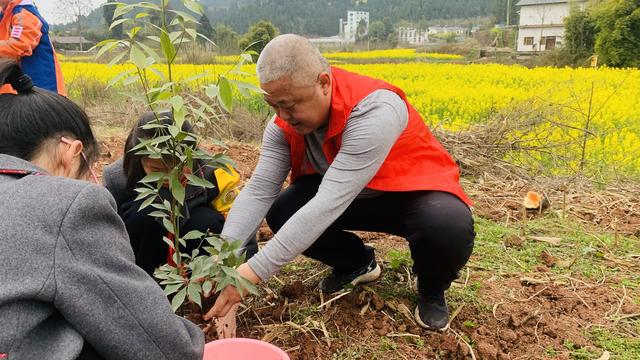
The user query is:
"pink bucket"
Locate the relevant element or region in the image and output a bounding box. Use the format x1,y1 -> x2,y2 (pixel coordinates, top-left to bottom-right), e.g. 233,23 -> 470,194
203,338 -> 290,360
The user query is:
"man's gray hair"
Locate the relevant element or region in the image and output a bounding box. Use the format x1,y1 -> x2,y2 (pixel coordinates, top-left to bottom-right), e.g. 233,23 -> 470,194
256,34 -> 330,85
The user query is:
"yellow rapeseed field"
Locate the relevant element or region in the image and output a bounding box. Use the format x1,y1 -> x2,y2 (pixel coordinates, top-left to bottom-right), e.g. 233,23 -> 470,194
323,48 -> 464,62
61,60 -> 640,179
175,48 -> 463,64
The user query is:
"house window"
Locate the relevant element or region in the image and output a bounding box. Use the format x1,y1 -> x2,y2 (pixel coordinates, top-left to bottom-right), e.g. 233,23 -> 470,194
524,37 -> 534,45
540,36 -> 546,44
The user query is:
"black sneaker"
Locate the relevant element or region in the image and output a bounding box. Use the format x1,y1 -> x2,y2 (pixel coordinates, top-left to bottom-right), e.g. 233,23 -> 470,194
318,251 -> 381,293
414,293 -> 449,331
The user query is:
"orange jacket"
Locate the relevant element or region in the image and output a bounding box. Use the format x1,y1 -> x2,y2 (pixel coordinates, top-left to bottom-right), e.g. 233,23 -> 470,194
0,0 -> 65,95
275,66 -> 472,206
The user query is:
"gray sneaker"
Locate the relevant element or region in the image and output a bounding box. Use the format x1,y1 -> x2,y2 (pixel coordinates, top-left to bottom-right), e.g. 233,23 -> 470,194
414,293 -> 449,331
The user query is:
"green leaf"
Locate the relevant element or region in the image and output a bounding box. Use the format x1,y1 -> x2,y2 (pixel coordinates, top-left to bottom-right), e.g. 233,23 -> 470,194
129,44 -> 148,69
162,217 -> 175,234
240,53 -> 253,63
148,210 -> 168,218
237,276 -> 259,296
167,124 -> 180,138
162,235 -> 175,250
168,10 -> 198,24
113,4 -> 135,19
185,174 -> 214,189
136,2 -> 162,12
171,287 -> 187,312
160,29 -> 177,62
202,280 -> 213,296
139,196 -> 156,211
183,0 -> 204,15
169,95 -> 184,113
109,17 -> 130,30
169,173 -> 186,205
147,67 -> 166,81
123,75 -> 140,86
231,79 -> 266,95
196,33 -> 216,47
106,69 -> 135,88
107,51 -> 128,67
95,40 -> 120,60
185,28 -> 197,41
215,276 -> 232,293
187,283 -> 202,308
163,283 -> 183,296
140,172 -> 165,183
205,85 -> 219,99
135,12 -> 151,19
218,77 -> 233,112
183,230 -> 205,241
137,41 -> 162,62
147,135 -> 172,146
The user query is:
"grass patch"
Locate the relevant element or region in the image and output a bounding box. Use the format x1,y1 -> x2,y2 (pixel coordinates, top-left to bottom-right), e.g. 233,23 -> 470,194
589,326 -> 640,360
471,215 -> 640,283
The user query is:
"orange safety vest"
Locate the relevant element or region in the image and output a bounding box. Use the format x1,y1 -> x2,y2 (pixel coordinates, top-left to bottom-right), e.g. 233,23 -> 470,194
275,66 -> 473,206
0,0 -> 65,95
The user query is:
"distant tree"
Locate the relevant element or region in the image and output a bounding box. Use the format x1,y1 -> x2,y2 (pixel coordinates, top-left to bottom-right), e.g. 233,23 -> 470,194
103,1 -> 123,39
562,7 -> 597,65
197,13 -> 214,42
386,32 -> 399,47
368,21 -> 387,42
382,17 -> 395,35
58,0 -> 96,51
592,0 -> 640,68
213,24 -> 240,54
493,0 -> 519,25
355,19 -> 368,41
239,20 -> 279,54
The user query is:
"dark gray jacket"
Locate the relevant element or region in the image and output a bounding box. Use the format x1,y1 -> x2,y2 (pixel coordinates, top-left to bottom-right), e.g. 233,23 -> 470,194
0,155 -> 204,360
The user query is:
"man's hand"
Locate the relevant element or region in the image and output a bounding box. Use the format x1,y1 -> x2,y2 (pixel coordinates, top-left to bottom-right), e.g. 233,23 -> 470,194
204,262 -> 260,319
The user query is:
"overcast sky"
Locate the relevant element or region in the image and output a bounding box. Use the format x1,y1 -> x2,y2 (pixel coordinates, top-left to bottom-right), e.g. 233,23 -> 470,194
34,0 -> 103,25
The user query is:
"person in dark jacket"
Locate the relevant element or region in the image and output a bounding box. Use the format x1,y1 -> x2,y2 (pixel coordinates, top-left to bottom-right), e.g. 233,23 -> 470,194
0,59 -> 203,359
103,112 -> 258,275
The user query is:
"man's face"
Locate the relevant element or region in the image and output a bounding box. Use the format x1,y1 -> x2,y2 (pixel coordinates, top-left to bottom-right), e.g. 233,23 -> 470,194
261,72 -> 332,135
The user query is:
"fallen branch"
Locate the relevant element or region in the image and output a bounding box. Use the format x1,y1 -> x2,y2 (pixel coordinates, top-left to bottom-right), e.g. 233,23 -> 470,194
317,290 -> 352,309
449,328 -> 477,360
528,236 -> 562,245
386,333 -> 422,339
612,313 -> 640,324
514,286 -> 549,303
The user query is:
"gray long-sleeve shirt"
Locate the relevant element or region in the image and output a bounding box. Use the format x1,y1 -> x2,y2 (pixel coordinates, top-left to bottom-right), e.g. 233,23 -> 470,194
221,90 -> 409,281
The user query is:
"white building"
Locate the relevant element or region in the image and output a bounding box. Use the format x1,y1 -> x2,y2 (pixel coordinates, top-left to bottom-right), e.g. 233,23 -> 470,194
516,0 -> 587,52
339,11 -> 369,42
428,25 -> 466,36
398,27 -> 429,45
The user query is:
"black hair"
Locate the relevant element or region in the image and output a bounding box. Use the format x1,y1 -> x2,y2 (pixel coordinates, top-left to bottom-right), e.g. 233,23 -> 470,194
123,110 -> 197,191
0,59 -> 98,175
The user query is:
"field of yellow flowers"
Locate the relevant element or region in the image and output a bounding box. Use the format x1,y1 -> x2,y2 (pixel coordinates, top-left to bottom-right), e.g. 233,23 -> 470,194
61,51 -> 640,180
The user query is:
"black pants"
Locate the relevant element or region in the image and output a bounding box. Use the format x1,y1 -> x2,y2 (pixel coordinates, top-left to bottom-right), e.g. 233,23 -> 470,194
120,199 -> 257,275
266,174 -> 475,296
